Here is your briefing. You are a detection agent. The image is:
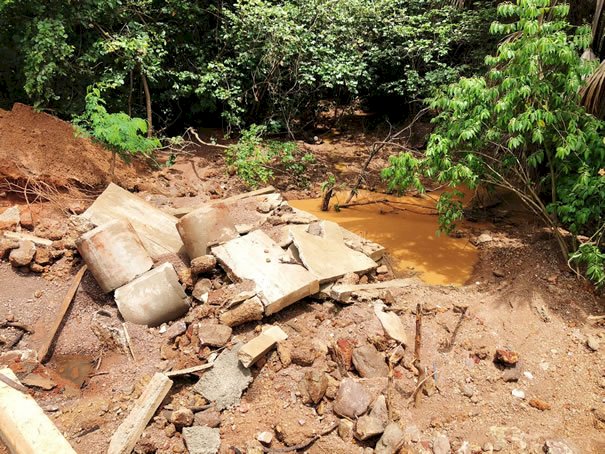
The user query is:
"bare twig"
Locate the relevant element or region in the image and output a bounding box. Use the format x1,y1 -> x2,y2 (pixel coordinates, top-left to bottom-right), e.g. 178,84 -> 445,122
185,127 -> 229,149
412,303 -> 424,407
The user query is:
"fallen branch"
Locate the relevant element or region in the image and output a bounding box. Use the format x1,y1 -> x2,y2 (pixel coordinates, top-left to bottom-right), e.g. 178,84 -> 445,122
185,127 -> 229,149
0,320 -> 35,334
263,422 -> 338,453
0,373 -> 29,393
412,303 -> 424,407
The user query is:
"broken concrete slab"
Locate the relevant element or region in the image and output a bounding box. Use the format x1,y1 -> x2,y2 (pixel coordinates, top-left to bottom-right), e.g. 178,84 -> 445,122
76,219 -> 153,293
374,302 -> 408,347
212,230 -> 319,315
81,183 -> 184,259
289,220 -> 377,283
182,426 -> 220,454
341,228 -> 386,261
3,231 -> 53,247
330,279 -> 415,303
114,263 -> 189,326
238,326 -> 288,368
193,344 -> 252,410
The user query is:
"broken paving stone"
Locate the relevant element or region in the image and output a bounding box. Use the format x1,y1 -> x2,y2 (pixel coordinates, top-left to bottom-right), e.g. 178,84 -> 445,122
494,349 -> 519,366
333,378 -> 372,418
299,370 -> 328,405
165,321 -> 187,340
219,295 -> 264,327
0,206 -> 20,230
193,408 -> 221,428
375,422 -> 405,454
170,407 -> 194,427
9,240 -> 36,267
355,415 -> 385,440
352,344 -> 389,378
432,434 -> 451,454
288,220 -> 377,283
193,344 -> 252,410
183,426 -> 220,454
198,322 -> 232,347
191,255 -> 217,275
212,230 -> 319,315
374,302 -> 408,347
238,325 -> 288,368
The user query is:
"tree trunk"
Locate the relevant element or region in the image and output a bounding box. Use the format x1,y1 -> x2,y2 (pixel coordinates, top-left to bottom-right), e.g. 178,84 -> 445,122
140,69 -> 153,138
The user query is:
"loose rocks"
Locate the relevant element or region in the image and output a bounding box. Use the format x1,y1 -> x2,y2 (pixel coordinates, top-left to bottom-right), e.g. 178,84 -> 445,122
9,240 -> 36,267
352,344 -> 388,378
182,426 -> 220,454
198,322 -> 232,347
299,370 -> 328,405
191,255 -> 217,275
0,206 -> 20,230
432,434 -> 451,454
375,422 -> 404,454
170,407 -> 194,427
333,378 -> 371,418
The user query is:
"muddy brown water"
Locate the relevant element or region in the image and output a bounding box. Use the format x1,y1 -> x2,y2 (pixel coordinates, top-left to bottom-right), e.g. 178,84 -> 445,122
290,190 -> 478,286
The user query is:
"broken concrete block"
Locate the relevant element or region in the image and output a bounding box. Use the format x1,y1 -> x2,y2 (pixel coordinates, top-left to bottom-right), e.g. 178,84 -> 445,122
114,263 -> 189,326
330,279 -> 414,303
9,240 -> 36,267
81,183 -> 184,259
289,221 -> 377,283
194,344 -> 252,410
177,204 -> 238,259
374,302 -> 408,347
182,426 -> 220,454
341,228 -> 386,261
219,296 -> 264,327
212,230 -> 319,315
238,326 -> 288,368
0,206 -> 20,231
76,219 -> 153,293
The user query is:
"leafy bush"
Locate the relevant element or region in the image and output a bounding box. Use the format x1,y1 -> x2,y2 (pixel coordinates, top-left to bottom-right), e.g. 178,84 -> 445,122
383,0 -> 605,286
226,124 -> 315,188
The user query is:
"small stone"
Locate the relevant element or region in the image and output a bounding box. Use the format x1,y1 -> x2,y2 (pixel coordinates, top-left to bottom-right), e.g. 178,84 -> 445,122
299,370 -> 328,405
165,423 -> 177,437
370,395 -> 388,426
193,279 -> 213,302
182,426 -> 220,454
291,344 -> 317,366
482,442 -> 494,452
0,206 -> 20,230
0,238 -> 19,259
375,423 -> 404,454
277,342 -> 292,367
198,322 -> 232,347
494,349 -> 519,366
194,408 -> 221,428
9,240 -> 36,267
170,407 -> 194,427
355,415 -> 385,440
333,378 -> 372,418
191,255 -> 217,275
433,434 -> 451,454
332,337 -> 356,371
165,321 -> 187,340
587,336 -> 600,352
338,419 -> 354,442
511,389 -> 525,399
543,440 -> 574,454
492,269 -> 505,278
502,362 -> 524,382
352,344 -> 389,378
461,384 -> 475,398
257,431 -> 273,445
529,398 -> 551,411
376,265 -> 388,274
403,425 -> 421,443
476,233 -> 493,244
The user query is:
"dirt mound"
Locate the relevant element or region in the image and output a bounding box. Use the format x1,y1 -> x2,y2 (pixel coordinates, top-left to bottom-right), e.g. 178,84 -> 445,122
0,103 -> 137,190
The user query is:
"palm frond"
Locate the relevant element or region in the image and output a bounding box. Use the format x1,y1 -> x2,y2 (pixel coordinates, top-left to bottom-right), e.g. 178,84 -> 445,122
581,60 -> 605,119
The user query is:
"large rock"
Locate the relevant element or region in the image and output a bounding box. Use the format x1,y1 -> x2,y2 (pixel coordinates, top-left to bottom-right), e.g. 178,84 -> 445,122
182,426 -> 220,454
177,205 -> 239,259
355,415 -> 385,440
0,206 -> 20,231
333,378 -> 372,418
9,240 -> 36,267
288,221 -> 377,283
299,370 -> 328,405
375,422 -> 405,454
352,344 -> 389,378
212,230 -> 319,315
194,344 -> 252,410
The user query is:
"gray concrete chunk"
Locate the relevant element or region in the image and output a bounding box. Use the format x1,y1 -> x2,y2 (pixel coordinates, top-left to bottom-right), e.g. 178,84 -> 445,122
182,426 -> 220,454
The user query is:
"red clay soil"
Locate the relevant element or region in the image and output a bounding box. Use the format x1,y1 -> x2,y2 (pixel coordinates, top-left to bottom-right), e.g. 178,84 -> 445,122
0,103 -> 137,190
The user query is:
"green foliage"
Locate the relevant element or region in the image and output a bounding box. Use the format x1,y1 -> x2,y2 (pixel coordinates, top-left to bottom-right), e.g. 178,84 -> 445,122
383,0 -> 605,286
226,124 -> 315,188
76,85 -> 160,160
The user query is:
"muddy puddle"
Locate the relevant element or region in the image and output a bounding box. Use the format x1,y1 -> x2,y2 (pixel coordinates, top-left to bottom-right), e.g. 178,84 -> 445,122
290,190 -> 478,285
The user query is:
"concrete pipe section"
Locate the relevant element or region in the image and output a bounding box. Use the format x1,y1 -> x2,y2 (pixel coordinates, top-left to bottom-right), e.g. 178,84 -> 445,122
176,204 -> 238,259
114,263 -> 190,326
76,219 -> 153,293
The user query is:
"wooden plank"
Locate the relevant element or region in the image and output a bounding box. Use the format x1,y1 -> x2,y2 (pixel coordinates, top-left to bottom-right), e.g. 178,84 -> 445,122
169,186 -> 276,217
0,368 -> 77,454
81,183 -> 183,258
165,362 -> 214,377
39,265 -> 87,363
108,373 -> 173,454
2,231 -> 53,246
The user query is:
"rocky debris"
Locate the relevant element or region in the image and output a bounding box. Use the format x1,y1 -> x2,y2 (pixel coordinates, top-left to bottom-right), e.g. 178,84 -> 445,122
0,237 -> 19,258
333,378 -> 372,418
9,240 -> 36,267
529,398 -> 551,411
338,419 -> 355,442
461,383 -> 475,398
355,415 -> 385,440
193,408 -> 221,428
502,361 -> 524,382
290,342 -> 318,366
330,279 -> 414,303
198,322 -> 232,347
192,278 -> 212,302
219,296 -> 264,327
298,370 -> 328,405
193,344 -> 252,410
341,228 -> 386,261
164,321 -> 188,340
170,407 -> 194,427
34,219 -> 67,241
586,336 -> 600,352
33,246 -> 51,265
375,422 -> 404,454
21,372 -> 56,390
0,205 -> 20,230
432,434 -> 451,454
475,232 -> 493,245
511,389 -> 525,399
257,431 -> 273,445
543,440 -> 574,454
191,255 -> 217,275
277,342 -> 292,367
374,302 -> 408,346
332,337 -> 356,371
494,348 -> 519,366
91,309 -> 129,353
352,344 -> 389,378
238,325 -> 288,368
182,426 -> 220,454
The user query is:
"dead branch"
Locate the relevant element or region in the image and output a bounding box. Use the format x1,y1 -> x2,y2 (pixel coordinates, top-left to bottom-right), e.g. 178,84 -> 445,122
412,303 -> 424,407
185,127 -> 229,149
